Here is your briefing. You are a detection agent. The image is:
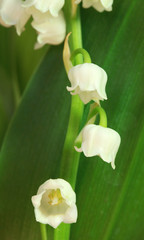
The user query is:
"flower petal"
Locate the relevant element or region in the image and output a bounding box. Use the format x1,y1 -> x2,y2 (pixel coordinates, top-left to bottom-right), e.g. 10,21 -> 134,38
63,204 -> 78,224
67,63 -> 107,104
34,208 -> 63,228
22,0 -> 64,17
31,191 -> 45,208
76,124 -> 121,168
0,0 -> 30,34
79,0 -> 113,12
31,9 -> 66,46
101,0 -> 113,10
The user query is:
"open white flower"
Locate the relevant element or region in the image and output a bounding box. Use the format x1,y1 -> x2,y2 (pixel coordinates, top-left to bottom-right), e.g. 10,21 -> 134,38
22,0 -> 65,17
67,63 -> 107,104
31,179 -> 77,228
30,8 -> 66,48
75,124 -> 121,169
76,0 -> 113,12
0,0 -> 30,35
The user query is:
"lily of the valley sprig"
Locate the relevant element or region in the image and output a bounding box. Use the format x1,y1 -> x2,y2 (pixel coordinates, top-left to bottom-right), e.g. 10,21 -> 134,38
0,0 -> 121,238
63,36 -> 121,169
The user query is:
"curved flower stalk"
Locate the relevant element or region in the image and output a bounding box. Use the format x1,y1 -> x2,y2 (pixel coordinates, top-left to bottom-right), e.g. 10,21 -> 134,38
75,124 -> 121,169
76,0 -> 113,12
22,0 -> 65,17
67,62 -> 107,104
0,0 -> 30,35
30,8 -> 66,48
31,179 -> 77,228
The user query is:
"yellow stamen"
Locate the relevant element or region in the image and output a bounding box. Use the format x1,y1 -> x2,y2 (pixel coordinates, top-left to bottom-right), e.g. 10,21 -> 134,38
48,189 -> 63,205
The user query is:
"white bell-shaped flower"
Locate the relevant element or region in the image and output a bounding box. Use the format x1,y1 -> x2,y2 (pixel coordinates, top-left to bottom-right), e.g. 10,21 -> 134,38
67,63 -> 107,104
0,0 -> 30,35
30,8 -> 66,48
76,0 -> 113,12
22,0 -> 65,17
75,124 -> 121,169
31,179 -> 77,228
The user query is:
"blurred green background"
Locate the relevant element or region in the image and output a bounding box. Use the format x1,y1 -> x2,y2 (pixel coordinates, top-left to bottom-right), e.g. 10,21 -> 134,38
0,0 -> 144,239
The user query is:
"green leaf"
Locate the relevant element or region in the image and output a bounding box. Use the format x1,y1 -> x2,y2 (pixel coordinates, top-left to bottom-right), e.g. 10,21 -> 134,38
0,24 -> 48,141
0,0 -> 144,239
0,46 -> 70,239
72,1 -> 144,239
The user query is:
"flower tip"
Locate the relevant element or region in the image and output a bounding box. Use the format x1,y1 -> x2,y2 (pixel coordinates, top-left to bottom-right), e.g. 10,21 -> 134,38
66,86 -> 71,91
74,145 -> 82,152
111,162 -> 116,170
104,95 -> 108,100
66,86 -> 76,95
50,9 -> 58,17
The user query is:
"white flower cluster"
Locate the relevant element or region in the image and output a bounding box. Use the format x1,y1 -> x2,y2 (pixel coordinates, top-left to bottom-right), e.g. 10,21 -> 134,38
0,0 -> 66,48
0,0 -> 114,48
66,46 -> 121,169
0,0 -> 117,230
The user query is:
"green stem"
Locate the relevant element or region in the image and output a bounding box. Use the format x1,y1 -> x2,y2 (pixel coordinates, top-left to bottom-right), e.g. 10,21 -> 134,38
88,105 -> 107,127
61,0 -> 83,188
71,48 -> 92,64
98,107 -> 107,127
54,2 -> 84,240
40,224 -> 48,240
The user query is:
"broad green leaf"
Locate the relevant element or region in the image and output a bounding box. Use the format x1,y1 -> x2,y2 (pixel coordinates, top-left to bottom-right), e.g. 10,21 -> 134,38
0,23 -> 47,142
72,0 -> 144,239
0,0 -> 144,240
0,46 -> 70,240
0,23 -> 47,92
14,22 -> 48,92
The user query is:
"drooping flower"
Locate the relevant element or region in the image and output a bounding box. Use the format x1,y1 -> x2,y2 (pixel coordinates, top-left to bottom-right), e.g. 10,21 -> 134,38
75,124 -> 121,169
67,63 -> 107,104
0,0 -> 30,35
22,0 -> 65,17
30,8 -> 66,48
31,178 -> 77,228
0,0 -> 66,47
76,0 -> 113,12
